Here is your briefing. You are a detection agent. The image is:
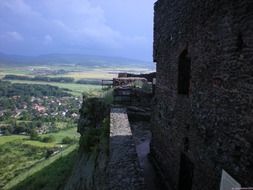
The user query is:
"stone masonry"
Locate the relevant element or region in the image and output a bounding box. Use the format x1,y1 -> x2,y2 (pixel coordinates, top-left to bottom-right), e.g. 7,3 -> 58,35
108,108 -> 144,190
152,0 -> 253,190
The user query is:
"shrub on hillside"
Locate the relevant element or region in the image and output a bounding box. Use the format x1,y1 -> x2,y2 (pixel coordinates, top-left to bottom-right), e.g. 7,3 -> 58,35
45,148 -> 55,159
78,97 -> 109,135
30,129 -> 39,140
79,128 -> 100,152
62,136 -> 75,144
41,135 -> 55,143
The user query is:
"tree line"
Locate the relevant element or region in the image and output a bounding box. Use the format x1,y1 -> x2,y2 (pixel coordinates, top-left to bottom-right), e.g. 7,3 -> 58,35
0,80 -> 71,97
4,75 -> 75,83
4,75 -> 101,85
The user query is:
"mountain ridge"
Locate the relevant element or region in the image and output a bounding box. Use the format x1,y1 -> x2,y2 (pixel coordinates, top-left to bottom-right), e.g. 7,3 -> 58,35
0,52 -> 154,69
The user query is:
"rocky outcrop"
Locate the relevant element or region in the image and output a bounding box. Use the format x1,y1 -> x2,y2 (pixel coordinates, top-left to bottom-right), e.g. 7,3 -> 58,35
78,97 -> 109,135
65,97 -> 109,190
64,142 -> 108,190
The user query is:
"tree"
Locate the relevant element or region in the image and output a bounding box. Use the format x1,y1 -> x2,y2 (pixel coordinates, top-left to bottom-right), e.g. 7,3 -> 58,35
42,135 -> 55,143
30,129 -> 39,140
62,136 -> 75,144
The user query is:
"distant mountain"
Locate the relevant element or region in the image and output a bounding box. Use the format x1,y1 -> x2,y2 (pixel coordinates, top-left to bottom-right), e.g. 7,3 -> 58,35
0,52 -> 155,70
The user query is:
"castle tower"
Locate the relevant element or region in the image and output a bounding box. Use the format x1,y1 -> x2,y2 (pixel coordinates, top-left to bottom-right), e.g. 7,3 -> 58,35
152,0 -> 253,189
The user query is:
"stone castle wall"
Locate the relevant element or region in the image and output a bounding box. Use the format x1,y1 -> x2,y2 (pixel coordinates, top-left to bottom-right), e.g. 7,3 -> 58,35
108,108 -> 144,190
152,0 -> 253,189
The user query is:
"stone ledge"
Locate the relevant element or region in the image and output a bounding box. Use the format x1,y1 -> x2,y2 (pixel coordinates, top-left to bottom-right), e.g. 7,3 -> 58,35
108,108 -> 144,190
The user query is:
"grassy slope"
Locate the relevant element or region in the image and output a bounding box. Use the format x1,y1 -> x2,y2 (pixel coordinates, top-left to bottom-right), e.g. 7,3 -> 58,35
0,135 -> 28,145
21,127 -> 79,148
40,127 -> 80,143
6,145 -> 78,190
0,127 -> 79,189
0,141 -> 48,188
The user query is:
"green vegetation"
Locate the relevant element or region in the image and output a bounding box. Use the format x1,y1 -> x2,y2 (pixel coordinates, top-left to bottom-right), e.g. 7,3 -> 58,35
6,145 -> 77,190
102,88 -> 114,105
40,127 -> 79,144
78,97 -> 110,152
0,68 -> 31,77
10,149 -> 77,190
62,136 -> 75,144
0,127 -> 79,189
41,135 -> 56,143
4,74 -> 102,85
0,135 -> 28,145
0,141 -> 48,188
80,121 -> 109,152
4,75 -> 75,83
5,79 -> 102,96
0,62 -> 118,189
0,80 -> 71,97
30,129 -> 39,140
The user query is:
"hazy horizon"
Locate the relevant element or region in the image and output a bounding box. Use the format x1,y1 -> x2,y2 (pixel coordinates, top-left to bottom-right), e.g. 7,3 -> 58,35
0,51 -> 153,63
0,0 -> 156,62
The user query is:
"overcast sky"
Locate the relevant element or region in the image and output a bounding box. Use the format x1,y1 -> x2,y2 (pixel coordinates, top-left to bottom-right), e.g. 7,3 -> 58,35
0,0 -> 156,61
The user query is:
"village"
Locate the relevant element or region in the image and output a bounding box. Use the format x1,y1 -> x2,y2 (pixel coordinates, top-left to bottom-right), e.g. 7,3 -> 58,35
0,94 -> 82,135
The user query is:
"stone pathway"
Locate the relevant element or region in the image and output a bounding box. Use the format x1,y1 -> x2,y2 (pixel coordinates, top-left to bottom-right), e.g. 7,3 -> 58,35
108,108 -> 144,190
131,122 -> 166,190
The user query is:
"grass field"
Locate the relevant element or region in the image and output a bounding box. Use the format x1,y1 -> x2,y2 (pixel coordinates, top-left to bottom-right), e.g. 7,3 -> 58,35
23,127 -> 79,148
10,148 -> 78,190
5,145 -> 78,190
0,127 -> 79,189
40,127 -> 79,144
48,70 -> 117,80
0,65 -> 117,80
0,64 -> 152,80
0,135 -> 28,145
0,141 -> 48,188
5,79 -> 103,96
0,67 -> 31,76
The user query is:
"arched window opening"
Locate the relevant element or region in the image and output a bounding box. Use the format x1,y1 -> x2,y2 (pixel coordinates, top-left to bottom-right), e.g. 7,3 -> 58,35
178,49 -> 191,95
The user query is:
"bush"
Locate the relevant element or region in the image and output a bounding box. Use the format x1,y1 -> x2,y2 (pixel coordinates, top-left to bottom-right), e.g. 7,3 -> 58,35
62,136 -> 75,144
41,135 -> 55,143
3,129 -> 11,136
79,118 -> 109,152
79,128 -> 100,152
45,148 -> 55,159
30,130 -> 39,140
102,89 -> 114,105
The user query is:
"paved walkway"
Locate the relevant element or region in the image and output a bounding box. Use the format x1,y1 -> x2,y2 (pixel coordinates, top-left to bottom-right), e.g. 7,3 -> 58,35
108,108 -> 144,190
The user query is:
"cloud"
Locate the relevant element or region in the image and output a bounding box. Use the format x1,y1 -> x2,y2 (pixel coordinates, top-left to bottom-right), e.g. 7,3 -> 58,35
0,0 -> 155,60
43,34 -> 53,45
0,31 -> 24,41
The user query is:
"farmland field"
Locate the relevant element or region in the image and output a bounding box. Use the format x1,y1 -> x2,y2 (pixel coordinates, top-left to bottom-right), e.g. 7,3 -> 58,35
5,79 -> 103,96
